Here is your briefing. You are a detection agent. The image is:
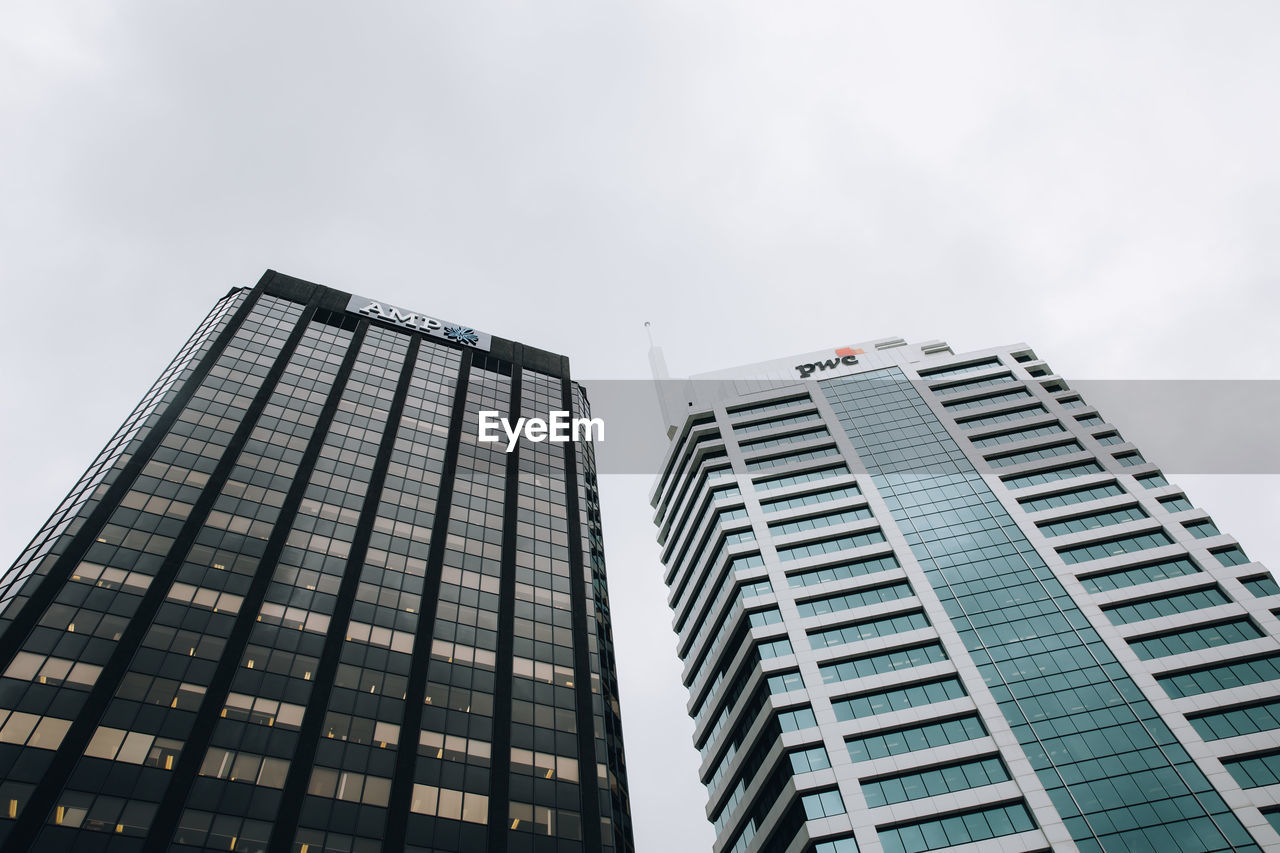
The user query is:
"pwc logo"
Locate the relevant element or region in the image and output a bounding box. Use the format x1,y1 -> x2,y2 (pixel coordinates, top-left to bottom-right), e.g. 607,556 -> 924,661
795,347 -> 865,378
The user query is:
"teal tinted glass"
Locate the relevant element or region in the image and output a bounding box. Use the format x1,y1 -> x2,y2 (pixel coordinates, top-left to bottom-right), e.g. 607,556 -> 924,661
863,754 -> 1008,807
819,642 -> 947,685
797,581 -> 914,618
1102,586 -> 1230,625
760,484 -> 860,514
846,714 -> 987,763
1002,460 -> 1104,489
1128,617 -> 1263,660
1079,557 -> 1201,593
969,421 -> 1065,448
1037,504 -> 1147,537
787,553 -> 899,588
878,801 -> 1035,853
824,370 -> 1261,853
1057,529 -> 1174,564
1018,481 -> 1125,512
1189,699 -> 1280,741
809,610 -> 930,649
1242,575 -> 1280,598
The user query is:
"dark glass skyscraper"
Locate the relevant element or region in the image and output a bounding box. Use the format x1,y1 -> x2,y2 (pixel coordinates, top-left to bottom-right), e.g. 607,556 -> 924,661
0,271 -> 633,853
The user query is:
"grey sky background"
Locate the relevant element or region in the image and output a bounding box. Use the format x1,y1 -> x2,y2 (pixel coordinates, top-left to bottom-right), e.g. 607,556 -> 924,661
2,3 -> 1279,851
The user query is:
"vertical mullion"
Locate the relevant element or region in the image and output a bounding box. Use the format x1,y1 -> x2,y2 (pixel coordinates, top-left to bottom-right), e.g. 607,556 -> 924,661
380,349 -> 475,850
1,291 -> 318,852
484,361 -> 523,852
265,334 -> 422,851
562,371 -> 603,852
139,318 -> 370,851
0,280 -> 265,669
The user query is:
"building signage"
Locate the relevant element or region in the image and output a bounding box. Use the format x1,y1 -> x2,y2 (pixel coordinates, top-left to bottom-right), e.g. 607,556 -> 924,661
346,294 -> 492,351
795,346 -> 864,378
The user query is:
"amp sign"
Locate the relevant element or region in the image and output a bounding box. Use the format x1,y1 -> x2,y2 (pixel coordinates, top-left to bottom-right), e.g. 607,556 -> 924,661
346,295 -> 492,351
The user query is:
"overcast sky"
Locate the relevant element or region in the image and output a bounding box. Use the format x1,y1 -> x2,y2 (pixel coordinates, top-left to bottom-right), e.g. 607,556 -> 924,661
3,3 -> 1280,851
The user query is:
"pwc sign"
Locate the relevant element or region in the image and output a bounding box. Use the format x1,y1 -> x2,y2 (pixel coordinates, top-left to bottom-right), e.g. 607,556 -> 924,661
795,347 -> 865,378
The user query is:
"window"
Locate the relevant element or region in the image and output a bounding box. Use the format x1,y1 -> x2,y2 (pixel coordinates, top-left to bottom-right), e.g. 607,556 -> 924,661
1222,751 -> 1280,790
1037,505 -> 1147,537
736,412 -> 824,435
788,553 -> 899,588
832,677 -> 967,721
819,642 -> 947,685
754,464 -> 850,492
863,754 -> 1009,807
1002,461 -> 1103,490
956,404 -> 1047,429
410,784 -> 488,824
878,801 -> 1036,853
847,714 -> 987,763
1157,653 -> 1280,698
941,387 -> 1031,412
1241,575 -> 1280,598
748,608 -> 782,628
759,638 -> 794,659
1128,618 -> 1263,660
917,357 -> 1001,379
1115,451 -> 1147,467
1019,481 -> 1125,512
1189,698 -> 1280,741
740,427 -> 831,452
729,396 -> 811,419
969,421 -> 1065,448
778,529 -> 886,562
930,373 -> 1015,397
779,706 -> 818,732
1213,547 -> 1250,567
760,484 -> 861,514
801,789 -> 846,819
789,745 -> 832,774
1184,519 -> 1221,539
798,581 -> 914,618
1080,557 -> 1200,593
769,505 -> 874,537
809,610 -> 931,649
768,671 -> 805,694
984,440 -> 1081,469
745,446 -> 840,472
1102,586 -> 1230,625
1057,530 -> 1174,564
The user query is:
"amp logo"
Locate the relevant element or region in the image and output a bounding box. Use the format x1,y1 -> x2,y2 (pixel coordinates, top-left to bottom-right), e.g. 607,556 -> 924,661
795,347 -> 864,378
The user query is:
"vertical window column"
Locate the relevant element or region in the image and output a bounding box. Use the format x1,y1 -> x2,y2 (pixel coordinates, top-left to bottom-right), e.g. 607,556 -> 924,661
402,359 -> 509,853
292,334 -> 462,853
570,381 -> 630,851
45,318 -> 354,850
0,294 -> 306,849
171,326 -> 406,852
506,370 -> 582,852
0,289 -> 248,634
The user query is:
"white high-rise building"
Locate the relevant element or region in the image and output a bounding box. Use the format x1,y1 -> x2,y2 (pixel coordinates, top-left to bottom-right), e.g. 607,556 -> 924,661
650,337 -> 1280,853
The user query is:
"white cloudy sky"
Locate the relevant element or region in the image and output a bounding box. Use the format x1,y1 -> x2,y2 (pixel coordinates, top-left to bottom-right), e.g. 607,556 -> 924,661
2,3 -> 1279,850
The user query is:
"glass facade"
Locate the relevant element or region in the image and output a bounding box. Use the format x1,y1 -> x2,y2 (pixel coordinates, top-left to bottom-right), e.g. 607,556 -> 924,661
0,272 -> 634,852
652,338 -> 1280,853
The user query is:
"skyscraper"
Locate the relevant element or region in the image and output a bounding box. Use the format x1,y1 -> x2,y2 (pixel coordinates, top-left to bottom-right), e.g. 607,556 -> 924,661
650,338 -> 1280,853
0,271 -> 633,853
